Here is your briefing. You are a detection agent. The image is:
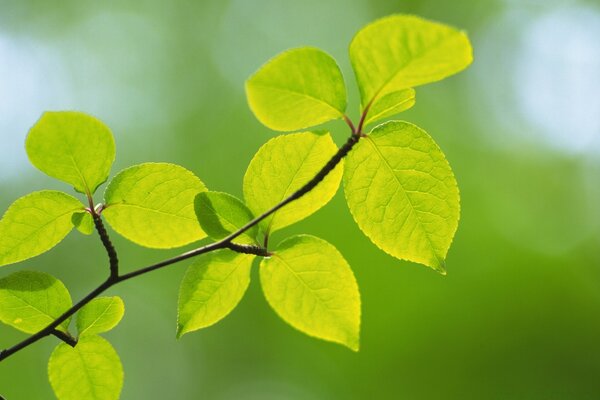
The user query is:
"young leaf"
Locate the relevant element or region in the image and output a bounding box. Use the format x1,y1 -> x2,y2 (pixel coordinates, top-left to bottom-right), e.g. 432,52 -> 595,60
0,191 -> 84,267
48,335 -> 123,400
26,111 -> 116,195
343,121 -> 459,273
0,271 -> 72,334
243,131 -> 343,234
72,211 -> 94,235
177,250 -> 253,338
76,296 -> 125,337
349,15 -> 472,115
363,88 -> 416,126
260,235 -> 360,351
194,191 -> 258,244
103,162 -> 207,248
246,47 -> 347,131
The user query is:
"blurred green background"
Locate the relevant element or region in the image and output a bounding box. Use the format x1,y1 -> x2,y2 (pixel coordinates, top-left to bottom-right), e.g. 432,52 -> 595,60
1,0 -> 599,398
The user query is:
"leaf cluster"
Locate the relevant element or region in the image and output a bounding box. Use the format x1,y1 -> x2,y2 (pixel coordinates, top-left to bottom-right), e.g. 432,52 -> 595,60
0,14 -> 471,399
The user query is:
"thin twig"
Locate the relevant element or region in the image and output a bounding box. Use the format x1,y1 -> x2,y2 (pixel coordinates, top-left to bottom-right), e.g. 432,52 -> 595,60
92,213 -> 119,278
51,330 -> 78,348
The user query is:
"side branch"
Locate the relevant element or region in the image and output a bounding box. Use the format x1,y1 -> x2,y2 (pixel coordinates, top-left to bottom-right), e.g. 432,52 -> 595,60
92,213 -> 119,278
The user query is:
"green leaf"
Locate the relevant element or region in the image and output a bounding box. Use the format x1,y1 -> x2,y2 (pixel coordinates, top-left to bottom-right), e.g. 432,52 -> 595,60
0,271 -> 72,334
103,162 -> 207,248
363,88 -> 416,126
0,191 -> 84,267
72,211 -> 94,235
343,121 -> 459,273
260,235 -> 360,351
26,111 -> 116,195
177,250 -> 253,338
76,296 -> 125,337
48,335 -> 123,400
243,131 -> 342,234
194,192 -> 258,244
246,47 -> 347,131
349,15 -> 472,111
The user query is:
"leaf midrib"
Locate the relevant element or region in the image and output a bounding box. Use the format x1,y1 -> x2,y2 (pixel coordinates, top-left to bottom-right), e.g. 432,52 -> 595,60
364,31 -> 460,106
364,135 -> 443,266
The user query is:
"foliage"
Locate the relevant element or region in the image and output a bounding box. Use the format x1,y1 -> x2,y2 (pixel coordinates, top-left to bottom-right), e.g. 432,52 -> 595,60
0,14 -> 471,399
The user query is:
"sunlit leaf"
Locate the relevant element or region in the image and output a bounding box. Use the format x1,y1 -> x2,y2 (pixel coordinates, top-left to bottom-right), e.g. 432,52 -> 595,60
363,88 -> 416,126
343,121 -> 459,273
177,250 -> 253,338
0,191 -> 84,267
26,111 -> 116,195
0,271 -> 72,334
243,131 -> 342,234
260,235 -> 360,351
103,162 -> 207,248
195,191 -> 258,244
48,335 -> 123,400
72,211 -> 94,235
349,15 -> 472,113
246,47 -> 347,131
76,296 -> 125,337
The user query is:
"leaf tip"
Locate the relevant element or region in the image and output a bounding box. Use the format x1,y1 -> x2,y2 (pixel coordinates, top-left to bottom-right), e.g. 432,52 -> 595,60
434,259 -> 447,275
176,325 -> 186,339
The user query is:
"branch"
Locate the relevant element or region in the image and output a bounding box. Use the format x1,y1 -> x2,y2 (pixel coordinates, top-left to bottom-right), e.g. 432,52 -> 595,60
0,125 -> 362,363
51,329 -> 78,348
92,212 -> 119,278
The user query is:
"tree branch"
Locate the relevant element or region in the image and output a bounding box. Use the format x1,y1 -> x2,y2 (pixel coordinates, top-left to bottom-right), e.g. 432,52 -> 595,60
0,123 -> 363,363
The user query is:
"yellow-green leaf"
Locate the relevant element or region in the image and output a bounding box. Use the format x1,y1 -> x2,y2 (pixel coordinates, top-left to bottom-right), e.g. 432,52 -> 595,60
349,15 -> 472,111
48,335 -> 123,400
246,47 -> 347,132
76,296 -> 125,337
243,131 -> 342,234
26,111 -> 116,195
195,191 -> 258,245
177,250 -> 253,338
0,191 -> 84,267
260,235 -> 360,351
0,271 -> 72,334
103,162 -> 207,249
363,88 -> 416,127
343,121 -> 459,273
72,211 -> 94,235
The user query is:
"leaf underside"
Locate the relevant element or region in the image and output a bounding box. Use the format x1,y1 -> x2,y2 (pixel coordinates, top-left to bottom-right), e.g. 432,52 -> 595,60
260,235 -> 361,351
343,121 -> 459,273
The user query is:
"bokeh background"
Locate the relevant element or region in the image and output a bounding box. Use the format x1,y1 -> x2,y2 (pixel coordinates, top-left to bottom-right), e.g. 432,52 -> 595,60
1,0 -> 599,398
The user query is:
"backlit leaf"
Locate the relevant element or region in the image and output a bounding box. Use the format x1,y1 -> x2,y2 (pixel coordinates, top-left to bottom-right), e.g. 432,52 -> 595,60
103,162 -> 207,248
260,235 -> 360,351
246,47 -> 347,131
343,121 -> 459,273
195,192 -> 258,244
0,271 -> 72,334
0,191 -> 84,267
26,111 -> 116,195
48,335 -> 123,400
243,131 -> 342,234
349,15 -> 472,113
77,296 -> 125,337
72,212 -> 94,235
363,88 -> 416,127
177,250 -> 253,338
